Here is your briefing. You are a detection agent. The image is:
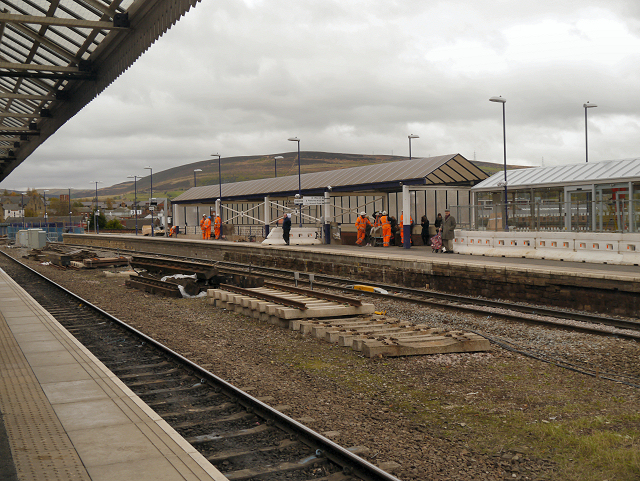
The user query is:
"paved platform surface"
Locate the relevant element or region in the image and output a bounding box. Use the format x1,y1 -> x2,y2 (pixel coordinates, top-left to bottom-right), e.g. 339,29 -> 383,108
0,268 -> 228,481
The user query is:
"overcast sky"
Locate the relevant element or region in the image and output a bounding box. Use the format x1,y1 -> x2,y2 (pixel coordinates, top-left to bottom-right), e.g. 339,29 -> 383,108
3,0 -> 640,191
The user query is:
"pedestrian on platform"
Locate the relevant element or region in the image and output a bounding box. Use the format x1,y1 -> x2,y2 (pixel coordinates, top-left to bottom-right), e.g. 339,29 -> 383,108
200,214 -> 207,240
440,208 -> 456,253
282,213 -> 292,245
420,215 -> 430,246
203,215 -> 212,240
434,213 -> 443,230
355,212 -> 372,246
213,212 -> 222,240
380,211 -> 392,247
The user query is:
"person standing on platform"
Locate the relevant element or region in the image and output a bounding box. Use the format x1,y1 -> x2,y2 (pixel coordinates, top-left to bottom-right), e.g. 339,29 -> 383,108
169,224 -> 178,237
282,213 -> 292,245
213,212 -> 222,239
203,215 -> 212,240
434,213 -> 443,230
380,211 -> 392,247
420,215 -> 430,246
200,214 -> 207,240
389,215 -> 398,245
355,211 -> 372,246
440,208 -> 456,253
400,211 -> 413,246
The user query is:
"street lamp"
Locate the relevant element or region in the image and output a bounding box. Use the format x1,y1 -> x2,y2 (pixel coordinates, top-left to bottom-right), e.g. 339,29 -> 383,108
90,181 -> 102,234
274,156 -> 283,178
583,102 -> 597,163
127,175 -> 139,235
211,154 -> 221,199
489,96 -> 509,232
42,189 -> 48,226
144,166 -> 153,236
408,134 -> 419,160
193,168 -> 202,187
68,188 -> 72,231
288,137 -> 302,227
20,192 -> 26,229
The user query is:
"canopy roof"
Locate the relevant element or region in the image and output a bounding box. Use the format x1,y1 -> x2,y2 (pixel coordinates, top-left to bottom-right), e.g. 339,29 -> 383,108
0,0 -> 200,182
472,158 -> 640,192
172,153 -> 488,204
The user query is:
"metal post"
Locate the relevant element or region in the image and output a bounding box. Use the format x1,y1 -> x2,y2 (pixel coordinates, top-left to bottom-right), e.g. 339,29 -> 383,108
288,138 -> 302,227
584,102 -> 597,163
408,134 -> 419,160
264,196 -> 270,238
489,96 -> 508,231
145,167 -> 153,236
68,188 -> 71,231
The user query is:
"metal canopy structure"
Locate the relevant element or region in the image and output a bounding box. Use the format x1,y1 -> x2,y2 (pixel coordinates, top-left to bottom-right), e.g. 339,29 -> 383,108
473,158 -> 640,192
0,0 -> 201,182
172,153 -> 488,204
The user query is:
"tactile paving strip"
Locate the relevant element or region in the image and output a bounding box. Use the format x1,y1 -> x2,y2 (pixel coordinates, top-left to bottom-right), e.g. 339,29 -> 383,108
0,298 -> 91,480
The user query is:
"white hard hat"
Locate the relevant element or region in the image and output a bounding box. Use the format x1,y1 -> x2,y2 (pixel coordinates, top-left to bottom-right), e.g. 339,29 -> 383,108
382,211 -> 387,215
360,211 -> 366,216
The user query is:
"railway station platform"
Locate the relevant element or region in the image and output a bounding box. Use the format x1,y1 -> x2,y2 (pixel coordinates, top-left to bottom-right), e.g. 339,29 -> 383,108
64,234 -> 640,318
0,268 -> 228,481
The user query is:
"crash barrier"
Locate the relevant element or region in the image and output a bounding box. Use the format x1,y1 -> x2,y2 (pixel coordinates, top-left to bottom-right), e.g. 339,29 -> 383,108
455,230 -> 640,265
262,227 -> 322,246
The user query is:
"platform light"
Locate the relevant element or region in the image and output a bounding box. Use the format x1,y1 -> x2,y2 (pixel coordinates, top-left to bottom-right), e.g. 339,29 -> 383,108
489,96 -> 508,232
408,134 -> 419,160
144,167 -> 153,236
193,168 -> 202,187
583,102 -> 597,163
288,137 -> 302,227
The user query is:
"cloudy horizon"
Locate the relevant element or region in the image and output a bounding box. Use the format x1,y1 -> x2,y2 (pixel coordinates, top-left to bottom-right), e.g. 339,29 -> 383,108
2,0 -> 639,191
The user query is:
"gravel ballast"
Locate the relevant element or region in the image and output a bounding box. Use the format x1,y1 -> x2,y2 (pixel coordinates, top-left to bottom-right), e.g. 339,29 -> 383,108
2,248 -> 639,481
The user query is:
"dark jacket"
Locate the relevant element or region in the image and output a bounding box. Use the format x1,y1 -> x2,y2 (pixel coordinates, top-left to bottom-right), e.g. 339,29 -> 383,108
282,216 -> 291,232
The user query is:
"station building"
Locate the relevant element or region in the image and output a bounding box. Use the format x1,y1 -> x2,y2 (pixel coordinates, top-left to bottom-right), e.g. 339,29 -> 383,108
452,158 -> 640,264
170,154 -> 489,243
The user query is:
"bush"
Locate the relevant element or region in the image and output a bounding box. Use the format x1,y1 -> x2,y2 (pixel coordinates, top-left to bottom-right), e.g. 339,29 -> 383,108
105,219 -> 125,229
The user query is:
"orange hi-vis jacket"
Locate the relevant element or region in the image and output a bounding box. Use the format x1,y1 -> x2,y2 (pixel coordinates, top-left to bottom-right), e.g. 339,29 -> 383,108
355,215 -> 372,232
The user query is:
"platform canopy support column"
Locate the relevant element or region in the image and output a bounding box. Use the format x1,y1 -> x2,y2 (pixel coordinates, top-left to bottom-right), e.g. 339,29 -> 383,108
402,184 -> 411,249
324,191 -> 332,244
264,196 -> 270,238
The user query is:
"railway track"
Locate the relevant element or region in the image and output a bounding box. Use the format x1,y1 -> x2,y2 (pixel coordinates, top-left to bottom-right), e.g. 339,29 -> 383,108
62,243 -> 640,340
0,251 -> 401,481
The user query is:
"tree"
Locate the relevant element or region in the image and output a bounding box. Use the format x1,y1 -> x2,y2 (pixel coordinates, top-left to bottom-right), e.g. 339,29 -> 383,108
24,208 -> 36,217
105,219 -> 124,229
87,209 -> 106,230
106,197 -> 114,209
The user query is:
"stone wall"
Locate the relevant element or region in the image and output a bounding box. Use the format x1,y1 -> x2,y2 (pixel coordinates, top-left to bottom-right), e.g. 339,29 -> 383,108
64,234 -> 640,317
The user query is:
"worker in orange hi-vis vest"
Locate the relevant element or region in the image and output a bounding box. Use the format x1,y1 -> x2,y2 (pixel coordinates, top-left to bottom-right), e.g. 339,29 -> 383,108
355,212 -> 372,246
380,211 -> 391,247
200,214 -> 207,240
213,213 -> 221,239
203,215 -> 212,240
400,212 -> 414,245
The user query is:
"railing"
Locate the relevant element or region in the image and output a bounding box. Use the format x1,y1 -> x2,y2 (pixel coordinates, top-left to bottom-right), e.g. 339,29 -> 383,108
452,200 -> 640,233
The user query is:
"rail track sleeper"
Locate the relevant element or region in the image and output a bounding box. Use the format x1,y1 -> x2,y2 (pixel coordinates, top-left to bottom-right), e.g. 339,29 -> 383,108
206,438 -> 299,463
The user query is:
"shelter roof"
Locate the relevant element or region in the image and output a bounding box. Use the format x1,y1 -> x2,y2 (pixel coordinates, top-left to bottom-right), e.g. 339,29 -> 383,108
172,154 -> 488,204
472,158 -> 640,192
0,0 -> 200,182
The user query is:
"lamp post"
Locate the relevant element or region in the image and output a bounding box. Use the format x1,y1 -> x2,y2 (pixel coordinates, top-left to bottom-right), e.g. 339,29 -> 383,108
42,189 -> 48,229
90,181 -> 102,234
288,137 -> 302,227
68,188 -> 72,231
408,134 -> 419,160
274,156 -> 283,178
489,96 -> 508,231
211,154 -> 221,199
144,166 -> 153,236
20,192 -> 26,229
193,168 -> 202,187
127,175 -> 139,235
583,102 -> 597,163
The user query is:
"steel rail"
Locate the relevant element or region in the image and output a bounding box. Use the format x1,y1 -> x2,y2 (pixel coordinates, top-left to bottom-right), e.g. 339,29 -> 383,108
0,250 -> 402,481
61,243 -> 640,335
